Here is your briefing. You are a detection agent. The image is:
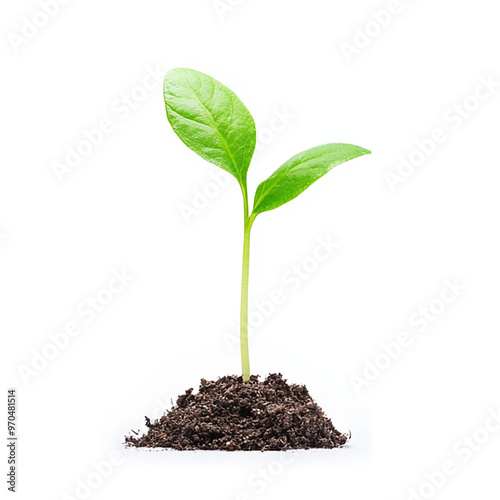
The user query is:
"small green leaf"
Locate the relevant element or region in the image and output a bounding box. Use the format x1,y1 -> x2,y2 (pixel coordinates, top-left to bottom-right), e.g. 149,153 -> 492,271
164,68 -> 256,187
252,143 -> 371,216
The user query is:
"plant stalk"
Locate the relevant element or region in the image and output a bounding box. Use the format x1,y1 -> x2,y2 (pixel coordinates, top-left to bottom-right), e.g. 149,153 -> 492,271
240,187 -> 254,382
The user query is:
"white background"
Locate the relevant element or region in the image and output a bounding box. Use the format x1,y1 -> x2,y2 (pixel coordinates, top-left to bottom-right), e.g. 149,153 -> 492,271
1,0 -> 500,499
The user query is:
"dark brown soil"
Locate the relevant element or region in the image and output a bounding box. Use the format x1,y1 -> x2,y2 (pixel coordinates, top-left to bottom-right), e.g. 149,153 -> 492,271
125,373 -> 348,451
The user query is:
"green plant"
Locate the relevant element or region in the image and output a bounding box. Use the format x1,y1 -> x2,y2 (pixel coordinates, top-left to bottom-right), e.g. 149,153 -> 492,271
164,68 -> 371,382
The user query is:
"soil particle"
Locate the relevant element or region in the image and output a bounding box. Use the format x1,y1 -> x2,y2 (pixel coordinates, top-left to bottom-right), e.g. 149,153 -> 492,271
125,374 -> 348,451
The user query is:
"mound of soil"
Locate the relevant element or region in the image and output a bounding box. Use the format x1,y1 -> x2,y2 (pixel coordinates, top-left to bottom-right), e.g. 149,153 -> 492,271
125,373 -> 348,451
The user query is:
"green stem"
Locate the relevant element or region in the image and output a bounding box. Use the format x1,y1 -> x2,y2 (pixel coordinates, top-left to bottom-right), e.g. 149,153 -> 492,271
240,187 -> 255,382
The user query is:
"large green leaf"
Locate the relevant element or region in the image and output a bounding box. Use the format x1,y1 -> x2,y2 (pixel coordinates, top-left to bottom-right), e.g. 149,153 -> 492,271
164,68 -> 256,187
252,143 -> 370,216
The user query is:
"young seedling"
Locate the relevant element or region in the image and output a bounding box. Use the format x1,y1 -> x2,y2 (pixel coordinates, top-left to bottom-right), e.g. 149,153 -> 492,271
164,68 -> 370,382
